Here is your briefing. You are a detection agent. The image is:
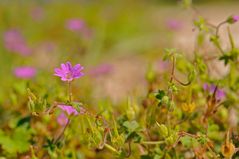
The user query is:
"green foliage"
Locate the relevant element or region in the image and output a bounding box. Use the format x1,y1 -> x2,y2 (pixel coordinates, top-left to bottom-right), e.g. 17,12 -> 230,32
0,125 -> 32,155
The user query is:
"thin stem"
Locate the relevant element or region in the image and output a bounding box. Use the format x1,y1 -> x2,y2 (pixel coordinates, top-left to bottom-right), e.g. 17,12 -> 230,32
173,76 -> 191,86
98,128 -> 110,149
125,140 -> 132,158
141,141 -> 165,145
227,26 -> 235,49
170,56 -> 175,83
54,118 -> 71,144
104,144 -> 120,155
68,81 -> 72,102
215,21 -> 227,36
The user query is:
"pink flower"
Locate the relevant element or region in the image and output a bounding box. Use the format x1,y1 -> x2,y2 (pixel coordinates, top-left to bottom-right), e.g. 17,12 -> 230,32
232,15 -> 239,22
14,67 -> 37,79
65,18 -> 92,38
58,104 -> 79,115
57,113 -> 69,126
227,15 -> 239,24
54,62 -> 84,82
66,19 -> 85,31
166,19 -> 183,31
3,29 -> 31,56
58,104 -> 86,115
203,83 -> 225,101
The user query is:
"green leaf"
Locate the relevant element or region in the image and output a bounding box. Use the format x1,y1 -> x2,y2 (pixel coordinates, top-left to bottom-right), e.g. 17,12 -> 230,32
123,121 -> 140,132
180,136 -> 198,148
155,90 -> 165,100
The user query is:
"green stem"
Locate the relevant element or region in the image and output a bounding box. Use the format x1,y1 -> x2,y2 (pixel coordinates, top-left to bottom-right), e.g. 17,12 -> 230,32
227,26 -> 235,49
105,144 -> 120,154
215,21 -> 227,36
68,81 -> 72,102
54,118 -> 71,144
141,141 -> 165,145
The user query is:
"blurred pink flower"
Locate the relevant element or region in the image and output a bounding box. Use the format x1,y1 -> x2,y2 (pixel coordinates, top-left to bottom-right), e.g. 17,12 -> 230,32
14,67 -> 37,79
57,112 -> 69,126
54,62 -> 84,82
58,104 -> 79,115
203,83 -> 225,101
232,15 -> 239,22
156,60 -> 169,72
58,104 -> 86,115
88,64 -> 113,77
66,19 -> 85,31
166,19 -> 183,31
3,29 -> 31,56
65,18 -> 92,38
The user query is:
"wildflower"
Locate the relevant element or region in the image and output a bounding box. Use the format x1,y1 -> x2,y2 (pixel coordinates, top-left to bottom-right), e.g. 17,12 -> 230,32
57,112 -> 69,126
203,83 -> 225,101
14,66 -> 37,79
54,62 -> 84,82
66,19 -> 85,31
181,102 -> 196,113
232,15 -> 239,22
166,19 -> 183,31
227,15 -> 239,24
58,104 -> 79,115
3,29 -> 31,56
65,18 -> 92,38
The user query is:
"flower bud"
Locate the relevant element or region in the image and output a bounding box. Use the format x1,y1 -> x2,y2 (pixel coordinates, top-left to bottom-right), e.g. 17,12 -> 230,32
157,123 -> 168,138
227,15 -> 239,24
221,130 -> 236,158
126,105 -> 136,120
165,135 -> 175,145
162,96 -> 169,105
221,142 -> 235,158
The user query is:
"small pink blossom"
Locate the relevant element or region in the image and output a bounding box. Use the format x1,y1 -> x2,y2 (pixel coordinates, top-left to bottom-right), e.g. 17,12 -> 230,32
65,18 -> 92,38
57,113 -> 69,126
14,67 -> 37,79
3,29 -> 31,56
166,19 -> 183,31
66,19 -> 85,31
232,15 -> 239,22
58,104 -> 86,115
58,104 -> 79,115
203,83 -> 225,101
54,62 -> 84,82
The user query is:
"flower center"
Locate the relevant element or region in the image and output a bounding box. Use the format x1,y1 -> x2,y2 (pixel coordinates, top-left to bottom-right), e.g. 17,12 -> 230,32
66,72 -> 72,79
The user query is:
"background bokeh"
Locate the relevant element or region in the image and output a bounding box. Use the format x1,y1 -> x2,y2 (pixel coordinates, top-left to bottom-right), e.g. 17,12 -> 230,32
1,0 -> 239,104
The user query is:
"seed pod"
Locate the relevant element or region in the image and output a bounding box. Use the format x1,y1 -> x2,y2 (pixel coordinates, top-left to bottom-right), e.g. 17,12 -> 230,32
221,142 -> 235,159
